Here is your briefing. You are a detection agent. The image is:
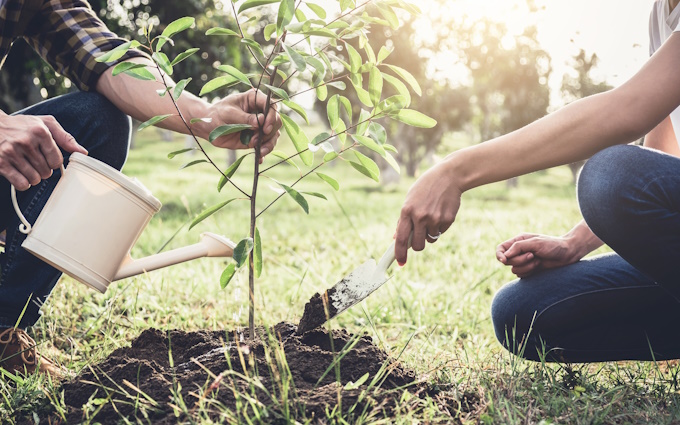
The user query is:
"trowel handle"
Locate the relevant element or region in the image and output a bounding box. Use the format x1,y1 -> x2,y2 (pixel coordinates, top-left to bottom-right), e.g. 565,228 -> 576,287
375,233 -> 412,274
11,164 -> 65,235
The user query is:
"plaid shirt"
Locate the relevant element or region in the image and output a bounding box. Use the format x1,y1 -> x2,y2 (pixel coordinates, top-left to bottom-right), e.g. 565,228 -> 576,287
0,0 -> 146,91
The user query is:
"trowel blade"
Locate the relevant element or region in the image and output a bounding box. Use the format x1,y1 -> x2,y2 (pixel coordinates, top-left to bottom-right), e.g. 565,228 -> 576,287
297,259 -> 388,334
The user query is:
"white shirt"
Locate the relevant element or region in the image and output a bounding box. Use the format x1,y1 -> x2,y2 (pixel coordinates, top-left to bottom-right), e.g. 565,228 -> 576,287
649,0 -> 680,144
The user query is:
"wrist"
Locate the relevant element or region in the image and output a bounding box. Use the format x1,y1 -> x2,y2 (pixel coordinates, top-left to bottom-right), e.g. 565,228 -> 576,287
179,94 -> 213,140
442,150 -> 473,193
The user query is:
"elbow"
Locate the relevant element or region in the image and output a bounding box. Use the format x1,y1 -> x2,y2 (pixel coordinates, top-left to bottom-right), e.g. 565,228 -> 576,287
606,87 -> 666,143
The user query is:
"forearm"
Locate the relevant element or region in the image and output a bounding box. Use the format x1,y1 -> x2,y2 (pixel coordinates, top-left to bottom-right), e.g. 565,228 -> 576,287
448,34 -> 680,192
563,220 -> 604,260
94,58 -> 214,140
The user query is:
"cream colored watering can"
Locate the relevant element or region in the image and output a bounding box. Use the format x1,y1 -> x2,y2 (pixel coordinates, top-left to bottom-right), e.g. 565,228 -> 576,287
10,152 -> 235,293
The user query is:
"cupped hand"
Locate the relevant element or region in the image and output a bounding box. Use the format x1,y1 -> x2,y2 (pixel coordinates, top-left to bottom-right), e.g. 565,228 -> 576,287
395,161 -> 462,265
496,233 -> 580,278
0,114 -> 87,191
207,89 -> 282,160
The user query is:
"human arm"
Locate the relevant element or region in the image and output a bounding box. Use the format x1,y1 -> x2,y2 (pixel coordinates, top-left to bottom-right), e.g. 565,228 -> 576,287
643,115 -> 680,155
94,57 -> 281,155
395,33 -> 680,265
495,221 -> 604,278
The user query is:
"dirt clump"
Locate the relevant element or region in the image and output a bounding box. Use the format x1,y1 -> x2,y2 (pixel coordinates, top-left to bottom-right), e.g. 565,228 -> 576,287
297,289 -> 338,334
60,322 -> 420,424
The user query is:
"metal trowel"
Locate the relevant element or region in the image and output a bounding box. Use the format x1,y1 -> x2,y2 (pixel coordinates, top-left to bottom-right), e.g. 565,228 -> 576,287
297,240 -> 399,334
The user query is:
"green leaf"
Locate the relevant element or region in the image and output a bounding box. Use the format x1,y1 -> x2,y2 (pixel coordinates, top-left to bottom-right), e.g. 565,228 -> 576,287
383,143 -> 397,153
282,44 -> 306,72
280,114 -> 313,166
376,4 -> 399,29
368,66 -> 383,106
307,57 -> 326,86
339,96 -> 352,123
327,95 -> 339,129
240,130 -> 253,146
382,73 -> 411,104
356,109 -> 372,136
346,43 -> 361,73
152,52 -> 173,75
307,3 -> 327,18
241,38 -> 264,57
95,40 -> 140,63
167,148 -> 195,159
391,109 -> 437,128
384,152 -> 401,174
339,0 -> 355,12
302,191 -> 327,200
157,17 -> 194,50
173,78 -> 191,99
294,8 -> 307,23
283,100 -> 309,124
238,0 -> 279,14
161,17 -> 195,39
206,27 -> 239,36
220,264 -> 237,289
180,159 -> 207,169
217,64 -> 252,87
316,84 -> 328,101
369,122 -> 387,144
344,372 -> 370,390
210,124 -> 253,143
112,62 -> 146,76
233,238 -> 254,268
327,81 -> 346,90
218,154 -> 249,192
171,48 -> 200,66
264,23 -> 277,41
154,36 -> 174,52
352,150 -> 380,181
200,75 -> 239,96
264,84 -> 289,100
352,134 -> 385,157
384,64 -> 422,96
270,150 -> 300,171
351,80 -> 373,107
315,172 -> 339,190
377,46 -> 393,63
254,228 -> 263,278
277,0 -> 295,33
334,119 -> 347,145
123,67 -> 156,81
138,114 -> 173,131
324,151 -> 338,162
278,182 -> 309,214
190,199 -> 238,230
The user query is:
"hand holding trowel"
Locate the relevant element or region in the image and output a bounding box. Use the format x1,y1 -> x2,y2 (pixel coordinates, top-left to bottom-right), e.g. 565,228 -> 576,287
297,236 -> 410,334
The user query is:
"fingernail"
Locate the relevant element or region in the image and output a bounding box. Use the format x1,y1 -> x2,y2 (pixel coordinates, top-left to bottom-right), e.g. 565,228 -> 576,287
397,261 -> 405,267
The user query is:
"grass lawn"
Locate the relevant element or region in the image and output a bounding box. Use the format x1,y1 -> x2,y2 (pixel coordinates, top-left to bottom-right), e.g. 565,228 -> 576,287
3,129 -> 680,424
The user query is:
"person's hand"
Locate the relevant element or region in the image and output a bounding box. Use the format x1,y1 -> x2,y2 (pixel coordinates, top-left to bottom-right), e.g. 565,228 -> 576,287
206,89 -> 282,160
496,233 -> 581,278
395,160 -> 462,265
0,114 -> 87,191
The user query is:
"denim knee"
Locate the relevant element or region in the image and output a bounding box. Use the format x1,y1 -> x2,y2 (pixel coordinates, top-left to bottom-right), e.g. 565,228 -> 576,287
491,281 -> 535,355
577,145 -> 641,242
69,92 -> 130,171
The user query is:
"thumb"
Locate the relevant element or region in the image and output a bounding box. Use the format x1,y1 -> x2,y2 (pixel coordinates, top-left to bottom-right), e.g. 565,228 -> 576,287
43,119 -> 88,155
504,239 -> 540,259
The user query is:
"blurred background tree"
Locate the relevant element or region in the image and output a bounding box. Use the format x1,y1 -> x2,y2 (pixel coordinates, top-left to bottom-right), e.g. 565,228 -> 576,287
561,49 -> 613,182
0,1 -> 614,184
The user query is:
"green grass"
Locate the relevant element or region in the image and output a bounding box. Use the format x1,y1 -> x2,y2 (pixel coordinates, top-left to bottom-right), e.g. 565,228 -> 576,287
4,129 -> 680,424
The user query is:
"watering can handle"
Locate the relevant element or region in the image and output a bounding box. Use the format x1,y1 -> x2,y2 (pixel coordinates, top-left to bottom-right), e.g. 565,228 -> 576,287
10,164 -> 66,235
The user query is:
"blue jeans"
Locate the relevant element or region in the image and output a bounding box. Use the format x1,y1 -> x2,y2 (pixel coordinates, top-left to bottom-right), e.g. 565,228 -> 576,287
492,145 -> 680,362
0,92 -> 130,328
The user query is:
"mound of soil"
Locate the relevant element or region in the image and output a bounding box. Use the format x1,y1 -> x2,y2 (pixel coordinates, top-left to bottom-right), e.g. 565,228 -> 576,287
61,323 -> 422,424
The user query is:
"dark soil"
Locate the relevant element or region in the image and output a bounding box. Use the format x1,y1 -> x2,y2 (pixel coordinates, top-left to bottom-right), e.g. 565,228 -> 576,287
297,289 -> 338,334
60,322 -> 437,424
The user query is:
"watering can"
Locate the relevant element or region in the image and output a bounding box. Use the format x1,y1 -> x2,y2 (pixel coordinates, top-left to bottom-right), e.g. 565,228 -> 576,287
10,152 -> 236,293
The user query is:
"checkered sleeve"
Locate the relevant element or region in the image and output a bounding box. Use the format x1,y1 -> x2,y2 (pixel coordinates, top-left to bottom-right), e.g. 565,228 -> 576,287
22,0 -> 150,91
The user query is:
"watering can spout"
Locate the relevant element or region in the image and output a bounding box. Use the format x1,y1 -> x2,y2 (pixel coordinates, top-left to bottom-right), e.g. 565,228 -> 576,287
114,233 -> 236,281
